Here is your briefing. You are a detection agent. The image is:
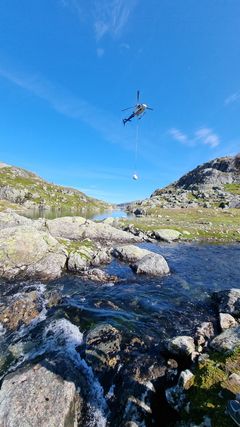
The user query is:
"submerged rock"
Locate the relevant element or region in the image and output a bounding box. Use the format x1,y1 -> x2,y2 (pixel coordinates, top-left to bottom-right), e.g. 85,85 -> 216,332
78,268 -> 118,283
0,361 -> 83,427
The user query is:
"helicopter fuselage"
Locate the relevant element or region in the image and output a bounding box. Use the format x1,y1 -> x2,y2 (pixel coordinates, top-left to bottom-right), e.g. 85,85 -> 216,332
135,103 -> 147,116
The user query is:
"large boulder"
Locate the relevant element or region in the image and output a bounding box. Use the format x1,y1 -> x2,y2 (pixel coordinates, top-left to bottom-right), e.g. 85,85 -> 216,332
0,226 -> 67,280
47,217 -> 140,244
210,326 -> 240,353
111,245 -> 150,263
0,361 -> 82,427
131,253 -> 170,276
0,211 -> 33,230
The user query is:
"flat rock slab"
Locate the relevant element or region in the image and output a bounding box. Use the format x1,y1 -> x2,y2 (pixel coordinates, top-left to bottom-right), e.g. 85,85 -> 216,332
47,217 -> 140,244
210,326 -> 240,353
0,363 -> 82,427
153,229 -> 181,242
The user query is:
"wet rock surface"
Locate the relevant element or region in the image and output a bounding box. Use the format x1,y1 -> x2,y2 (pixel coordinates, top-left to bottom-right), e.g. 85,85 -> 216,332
0,360 -> 83,427
0,290 -> 43,331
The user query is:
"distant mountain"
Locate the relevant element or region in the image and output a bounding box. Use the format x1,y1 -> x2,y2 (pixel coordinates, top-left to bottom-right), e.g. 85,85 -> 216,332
0,163 -> 110,212
127,155 -> 240,213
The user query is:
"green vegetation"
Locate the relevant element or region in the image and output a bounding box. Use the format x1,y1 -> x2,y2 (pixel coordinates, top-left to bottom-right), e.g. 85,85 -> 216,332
182,348 -> 240,426
59,238 -> 95,259
120,208 -> 240,242
0,166 -> 109,212
224,183 -> 240,195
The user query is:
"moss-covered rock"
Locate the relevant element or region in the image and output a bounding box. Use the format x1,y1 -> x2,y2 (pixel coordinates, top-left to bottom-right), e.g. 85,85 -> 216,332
180,348 -> 240,427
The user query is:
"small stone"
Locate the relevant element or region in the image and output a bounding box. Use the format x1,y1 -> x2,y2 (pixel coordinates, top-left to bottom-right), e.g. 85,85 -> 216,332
220,313 -> 238,331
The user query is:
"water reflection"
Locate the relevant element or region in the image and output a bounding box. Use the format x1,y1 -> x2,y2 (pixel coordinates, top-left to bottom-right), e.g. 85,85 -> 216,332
19,208 -> 129,221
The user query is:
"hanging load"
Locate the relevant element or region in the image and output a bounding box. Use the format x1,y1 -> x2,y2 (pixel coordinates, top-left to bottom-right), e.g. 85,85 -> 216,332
122,91 -> 153,180
122,90 -> 153,125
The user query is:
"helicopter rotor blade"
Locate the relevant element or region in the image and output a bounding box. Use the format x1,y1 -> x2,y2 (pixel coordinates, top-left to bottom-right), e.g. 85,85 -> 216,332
147,107 -> 153,110
137,90 -> 140,103
121,106 -> 134,111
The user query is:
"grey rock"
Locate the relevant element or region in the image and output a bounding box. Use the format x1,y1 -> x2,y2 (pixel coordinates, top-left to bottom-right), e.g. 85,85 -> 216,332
0,226 -> 67,280
0,362 -> 82,427
47,217 -> 140,244
79,268 -> 117,283
119,354 -> 167,427
213,288 -> 240,316
111,245 -> 150,263
194,322 -> 215,348
131,253 -> 170,276
154,229 -> 181,242
67,252 -> 89,272
210,325 -> 240,353
167,336 -> 196,358
219,313 -> 238,331
85,323 -> 121,375
0,212 -> 32,230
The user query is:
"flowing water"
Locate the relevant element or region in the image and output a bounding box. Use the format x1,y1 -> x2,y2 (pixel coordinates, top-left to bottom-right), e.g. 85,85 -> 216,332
0,242 -> 239,426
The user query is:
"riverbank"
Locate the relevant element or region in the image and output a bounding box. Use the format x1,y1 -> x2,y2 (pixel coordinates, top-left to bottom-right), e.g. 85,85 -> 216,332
117,207 -> 240,242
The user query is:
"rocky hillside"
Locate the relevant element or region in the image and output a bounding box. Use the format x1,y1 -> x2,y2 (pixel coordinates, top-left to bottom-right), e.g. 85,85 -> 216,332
127,155 -> 240,213
0,163 -> 109,213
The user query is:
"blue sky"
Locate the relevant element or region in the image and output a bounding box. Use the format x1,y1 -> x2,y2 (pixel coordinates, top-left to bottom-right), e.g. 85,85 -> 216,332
0,0 -> 240,203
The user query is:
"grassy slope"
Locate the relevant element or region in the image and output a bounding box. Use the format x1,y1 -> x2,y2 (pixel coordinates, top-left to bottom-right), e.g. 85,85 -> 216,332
0,166 -> 109,212
120,208 -> 240,242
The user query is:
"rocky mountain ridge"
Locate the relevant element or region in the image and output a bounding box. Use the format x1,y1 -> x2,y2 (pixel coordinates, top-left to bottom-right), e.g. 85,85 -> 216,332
127,155 -> 240,213
0,162 -> 109,213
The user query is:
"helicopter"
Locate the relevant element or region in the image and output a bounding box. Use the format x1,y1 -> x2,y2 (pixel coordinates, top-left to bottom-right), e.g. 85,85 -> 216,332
122,90 -> 153,125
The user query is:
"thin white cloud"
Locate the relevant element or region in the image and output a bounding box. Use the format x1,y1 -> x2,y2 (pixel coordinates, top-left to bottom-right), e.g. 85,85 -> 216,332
195,128 -> 220,148
225,91 -> 240,105
94,0 -> 136,40
169,128 -> 188,144
61,0 -> 136,40
169,127 -> 220,148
